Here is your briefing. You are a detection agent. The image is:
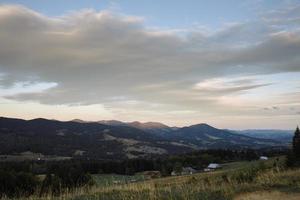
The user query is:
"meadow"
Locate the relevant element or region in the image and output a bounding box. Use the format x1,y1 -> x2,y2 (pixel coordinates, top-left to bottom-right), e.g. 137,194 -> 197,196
4,156 -> 299,200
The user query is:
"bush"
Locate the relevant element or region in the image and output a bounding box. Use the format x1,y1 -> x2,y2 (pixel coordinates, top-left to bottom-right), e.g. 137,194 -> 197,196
40,164 -> 95,196
0,170 -> 39,198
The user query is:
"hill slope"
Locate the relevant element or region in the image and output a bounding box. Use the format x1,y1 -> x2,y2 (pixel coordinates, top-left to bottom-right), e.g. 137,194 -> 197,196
169,124 -> 281,149
231,129 -> 293,143
0,117 -> 192,160
51,157 -> 300,200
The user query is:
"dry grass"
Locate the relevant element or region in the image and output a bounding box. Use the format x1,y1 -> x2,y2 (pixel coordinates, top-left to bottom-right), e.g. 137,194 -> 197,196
235,191 -> 300,200
60,168 -> 300,200
5,158 -> 300,200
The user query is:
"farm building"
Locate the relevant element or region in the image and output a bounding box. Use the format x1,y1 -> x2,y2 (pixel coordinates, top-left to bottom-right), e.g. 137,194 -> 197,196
204,163 -> 221,172
182,167 -> 197,175
141,171 -> 161,179
171,167 -> 197,176
260,156 -> 268,160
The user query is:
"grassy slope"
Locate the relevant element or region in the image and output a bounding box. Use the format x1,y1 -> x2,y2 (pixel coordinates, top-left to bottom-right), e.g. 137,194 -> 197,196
66,157 -> 300,200
92,174 -> 145,187
16,157 -> 300,200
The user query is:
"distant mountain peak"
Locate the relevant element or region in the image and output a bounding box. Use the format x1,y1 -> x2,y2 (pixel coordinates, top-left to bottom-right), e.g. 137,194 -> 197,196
188,123 -> 216,129
29,118 -> 51,122
71,119 -> 87,123
97,120 -> 127,126
129,121 -> 170,129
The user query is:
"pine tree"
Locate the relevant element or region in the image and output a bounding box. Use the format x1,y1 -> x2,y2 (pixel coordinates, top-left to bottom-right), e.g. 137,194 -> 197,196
287,126 -> 300,167
293,126 -> 300,157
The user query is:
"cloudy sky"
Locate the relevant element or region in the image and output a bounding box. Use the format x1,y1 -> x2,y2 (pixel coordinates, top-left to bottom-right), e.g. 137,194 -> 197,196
0,0 -> 300,129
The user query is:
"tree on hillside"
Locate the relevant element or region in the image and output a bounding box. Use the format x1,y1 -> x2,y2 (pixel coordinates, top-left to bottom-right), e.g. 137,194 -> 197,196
173,162 -> 183,175
287,126 -> 300,167
293,126 -> 300,156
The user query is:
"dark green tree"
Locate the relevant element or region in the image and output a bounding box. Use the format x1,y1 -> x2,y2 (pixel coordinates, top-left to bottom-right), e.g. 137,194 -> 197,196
39,173 -> 62,196
287,126 -> 300,167
0,170 -> 38,198
293,126 -> 300,156
173,162 -> 183,174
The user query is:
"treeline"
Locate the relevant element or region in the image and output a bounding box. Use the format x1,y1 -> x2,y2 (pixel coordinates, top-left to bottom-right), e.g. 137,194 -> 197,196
38,149 -> 262,176
1,148 -> 288,175
68,148 -> 287,175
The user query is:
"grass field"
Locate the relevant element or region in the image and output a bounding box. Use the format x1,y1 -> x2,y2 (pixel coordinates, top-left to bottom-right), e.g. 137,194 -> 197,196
7,157 -> 300,200
92,174 -> 145,187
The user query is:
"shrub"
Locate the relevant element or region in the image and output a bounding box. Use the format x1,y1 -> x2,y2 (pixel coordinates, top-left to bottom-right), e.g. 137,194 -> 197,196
40,164 -> 95,196
0,170 -> 39,198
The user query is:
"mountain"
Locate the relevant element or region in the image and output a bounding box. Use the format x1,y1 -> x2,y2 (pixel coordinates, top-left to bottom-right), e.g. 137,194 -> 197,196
96,120 -> 175,136
0,117 -> 285,160
169,124 -> 282,149
97,120 -> 127,126
73,118 -> 181,135
231,129 -> 293,143
71,119 -> 88,123
0,117 -> 192,160
127,121 -> 174,135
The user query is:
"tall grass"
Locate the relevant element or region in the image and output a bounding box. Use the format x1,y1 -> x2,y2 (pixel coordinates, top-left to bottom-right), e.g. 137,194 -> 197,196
7,157 -> 300,200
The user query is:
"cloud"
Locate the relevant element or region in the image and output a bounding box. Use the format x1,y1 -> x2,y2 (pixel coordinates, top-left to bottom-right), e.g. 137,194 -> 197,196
0,81 -> 57,96
0,4 -> 300,118
262,4 -> 300,27
193,77 -> 270,94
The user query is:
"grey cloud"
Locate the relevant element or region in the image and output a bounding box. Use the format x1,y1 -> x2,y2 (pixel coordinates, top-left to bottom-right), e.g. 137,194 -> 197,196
0,4 -> 300,113
262,5 -> 300,25
193,77 -> 271,95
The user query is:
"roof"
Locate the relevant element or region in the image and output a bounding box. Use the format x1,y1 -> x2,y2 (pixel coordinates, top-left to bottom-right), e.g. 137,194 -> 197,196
260,156 -> 268,160
207,163 -> 220,169
182,167 -> 197,172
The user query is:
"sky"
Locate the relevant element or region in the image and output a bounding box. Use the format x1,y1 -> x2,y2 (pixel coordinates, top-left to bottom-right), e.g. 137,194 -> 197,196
0,0 -> 300,129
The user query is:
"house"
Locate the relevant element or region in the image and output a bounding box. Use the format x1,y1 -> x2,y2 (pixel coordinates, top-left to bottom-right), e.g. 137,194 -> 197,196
260,156 -> 268,160
204,163 -> 221,172
181,167 -> 197,175
141,170 -> 161,179
171,167 -> 197,176
171,171 -> 178,176
207,163 -> 221,169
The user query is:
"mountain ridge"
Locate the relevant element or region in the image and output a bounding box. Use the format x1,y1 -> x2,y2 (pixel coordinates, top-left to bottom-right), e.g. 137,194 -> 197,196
0,117 -> 286,160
